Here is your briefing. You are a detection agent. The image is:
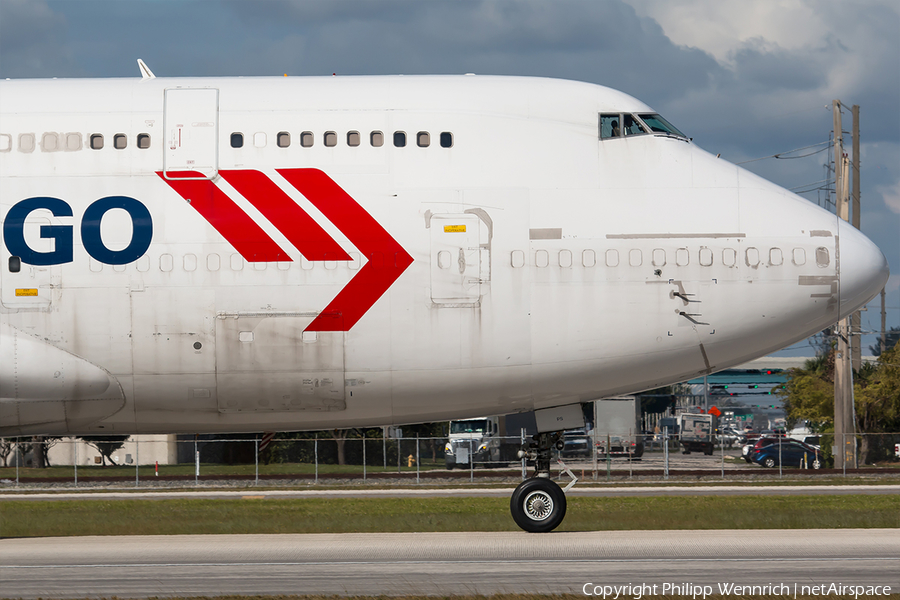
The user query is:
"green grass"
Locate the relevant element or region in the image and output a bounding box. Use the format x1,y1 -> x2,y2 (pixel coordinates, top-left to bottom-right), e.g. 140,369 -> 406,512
1,494 -> 897,538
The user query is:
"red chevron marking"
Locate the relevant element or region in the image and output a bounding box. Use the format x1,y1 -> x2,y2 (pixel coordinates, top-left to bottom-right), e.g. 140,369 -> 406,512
157,172 -> 290,262
219,170 -> 351,262
277,168 -> 414,332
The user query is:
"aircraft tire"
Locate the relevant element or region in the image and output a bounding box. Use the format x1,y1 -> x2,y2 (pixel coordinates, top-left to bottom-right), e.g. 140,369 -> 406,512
510,478 -> 566,533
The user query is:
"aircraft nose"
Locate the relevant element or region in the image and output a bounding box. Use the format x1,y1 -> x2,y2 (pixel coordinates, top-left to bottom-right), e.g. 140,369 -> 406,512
839,219 -> 890,317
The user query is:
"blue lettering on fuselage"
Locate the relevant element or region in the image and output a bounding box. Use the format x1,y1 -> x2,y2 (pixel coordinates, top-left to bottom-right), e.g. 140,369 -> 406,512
3,196 -> 153,266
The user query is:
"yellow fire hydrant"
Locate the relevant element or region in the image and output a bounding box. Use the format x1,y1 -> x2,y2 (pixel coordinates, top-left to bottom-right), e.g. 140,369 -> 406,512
407,454 -> 416,467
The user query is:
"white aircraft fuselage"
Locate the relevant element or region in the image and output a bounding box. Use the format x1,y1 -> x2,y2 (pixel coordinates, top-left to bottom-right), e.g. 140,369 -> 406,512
0,74 -> 889,437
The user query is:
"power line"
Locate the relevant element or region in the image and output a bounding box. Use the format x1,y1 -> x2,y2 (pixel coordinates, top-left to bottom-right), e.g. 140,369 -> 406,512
734,140 -> 832,165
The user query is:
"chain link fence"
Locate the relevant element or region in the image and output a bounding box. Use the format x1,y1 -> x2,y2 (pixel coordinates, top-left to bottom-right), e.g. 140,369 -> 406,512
1,431 -> 898,488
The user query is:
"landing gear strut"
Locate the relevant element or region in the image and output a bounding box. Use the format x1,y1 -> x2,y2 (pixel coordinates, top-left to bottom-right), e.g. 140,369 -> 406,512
510,432 -> 567,533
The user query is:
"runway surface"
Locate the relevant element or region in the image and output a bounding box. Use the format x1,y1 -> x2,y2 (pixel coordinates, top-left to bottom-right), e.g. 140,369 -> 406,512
1,483 -> 898,501
2,529 -> 898,598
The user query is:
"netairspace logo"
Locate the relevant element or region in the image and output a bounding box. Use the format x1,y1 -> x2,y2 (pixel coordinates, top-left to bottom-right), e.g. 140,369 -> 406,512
582,582 -> 893,599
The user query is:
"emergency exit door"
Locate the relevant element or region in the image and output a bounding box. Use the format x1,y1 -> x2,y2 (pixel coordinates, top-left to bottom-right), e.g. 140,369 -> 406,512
163,88 -> 218,179
1,215 -> 57,309
430,214 -> 486,306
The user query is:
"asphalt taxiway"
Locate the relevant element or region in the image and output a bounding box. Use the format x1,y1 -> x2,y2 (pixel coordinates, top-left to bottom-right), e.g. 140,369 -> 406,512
2,529 -> 898,598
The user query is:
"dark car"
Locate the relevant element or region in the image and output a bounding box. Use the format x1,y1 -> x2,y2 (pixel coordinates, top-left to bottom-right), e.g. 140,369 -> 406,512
560,428 -> 592,459
752,439 -> 822,469
742,436 -> 780,463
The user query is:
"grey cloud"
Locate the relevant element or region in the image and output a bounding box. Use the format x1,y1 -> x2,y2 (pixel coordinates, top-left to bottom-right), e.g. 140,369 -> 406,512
0,0 -> 77,76
730,38 -> 829,92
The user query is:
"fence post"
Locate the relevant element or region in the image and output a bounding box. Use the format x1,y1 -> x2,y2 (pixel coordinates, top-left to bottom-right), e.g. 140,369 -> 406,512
397,436 -> 402,474
606,433 -> 611,481
314,438 -> 318,484
383,429 -> 387,470
254,439 -> 259,487
592,428 -> 598,481
194,435 -> 199,485
842,432 -> 846,477
469,438 -> 474,482
135,437 -> 140,488
74,439 -> 78,488
363,434 -> 367,481
628,430 -> 633,479
778,437 -> 782,478
720,432 -> 725,479
663,427 -> 669,480
416,434 -> 420,484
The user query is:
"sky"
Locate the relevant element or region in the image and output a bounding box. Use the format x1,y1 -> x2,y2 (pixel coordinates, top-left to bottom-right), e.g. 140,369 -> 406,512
1,0 -> 898,356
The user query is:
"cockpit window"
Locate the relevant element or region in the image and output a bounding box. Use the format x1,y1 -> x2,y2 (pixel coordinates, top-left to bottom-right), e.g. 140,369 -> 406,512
622,114 -> 647,136
600,114 -> 622,139
637,113 -> 687,138
599,113 -> 650,139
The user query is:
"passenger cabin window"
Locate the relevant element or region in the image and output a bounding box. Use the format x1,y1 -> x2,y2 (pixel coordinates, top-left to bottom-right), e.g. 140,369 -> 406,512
114,134 -> 127,150
19,133 -> 35,153
347,131 -> 360,147
277,132 -> 290,148
41,132 -> 59,152
370,131 -> 384,147
90,134 -> 104,150
137,134 -> 150,149
0,133 -> 11,152
393,131 -> 406,147
440,132 -> 453,148
324,131 -> 337,147
417,131 -> 430,147
66,133 -> 82,151
253,132 -> 266,148
301,131 -> 314,147
230,133 -> 243,148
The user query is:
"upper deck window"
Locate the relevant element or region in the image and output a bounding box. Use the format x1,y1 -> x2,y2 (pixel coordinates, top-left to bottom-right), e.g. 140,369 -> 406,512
637,113 -> 687,138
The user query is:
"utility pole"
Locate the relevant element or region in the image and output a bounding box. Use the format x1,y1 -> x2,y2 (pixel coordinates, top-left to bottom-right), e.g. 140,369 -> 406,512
832,99 -> 856,470
850,105 -> 862,371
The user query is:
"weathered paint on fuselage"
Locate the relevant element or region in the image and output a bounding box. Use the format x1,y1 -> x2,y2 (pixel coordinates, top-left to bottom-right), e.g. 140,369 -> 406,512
0,75 -> 888,436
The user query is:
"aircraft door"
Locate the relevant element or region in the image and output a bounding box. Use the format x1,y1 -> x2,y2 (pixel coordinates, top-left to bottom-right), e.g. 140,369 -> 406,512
163,88 -> 218,179
429,213 -> 489,306
1,214 -> 59,309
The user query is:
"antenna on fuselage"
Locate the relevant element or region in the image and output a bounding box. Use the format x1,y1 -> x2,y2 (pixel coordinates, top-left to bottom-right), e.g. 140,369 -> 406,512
137,59 -> 156,80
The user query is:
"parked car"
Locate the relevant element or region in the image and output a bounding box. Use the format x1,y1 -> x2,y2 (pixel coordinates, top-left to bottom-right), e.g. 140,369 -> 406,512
742,436 -> 779,463
717,426 -> 744,448
560,428 -> 592,459
752,439 -> 822,469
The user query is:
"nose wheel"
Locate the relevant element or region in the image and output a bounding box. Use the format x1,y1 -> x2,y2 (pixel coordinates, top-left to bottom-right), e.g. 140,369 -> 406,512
510,477 -> 567,532
510,431 -> 569,532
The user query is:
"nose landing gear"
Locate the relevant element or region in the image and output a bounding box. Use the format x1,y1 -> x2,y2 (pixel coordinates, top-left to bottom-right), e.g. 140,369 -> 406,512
510,431 -> 569,532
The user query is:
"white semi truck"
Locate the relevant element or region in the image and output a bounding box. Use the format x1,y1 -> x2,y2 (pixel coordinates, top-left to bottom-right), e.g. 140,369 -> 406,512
594,397 -> 644,458
445,413 -> 536,468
